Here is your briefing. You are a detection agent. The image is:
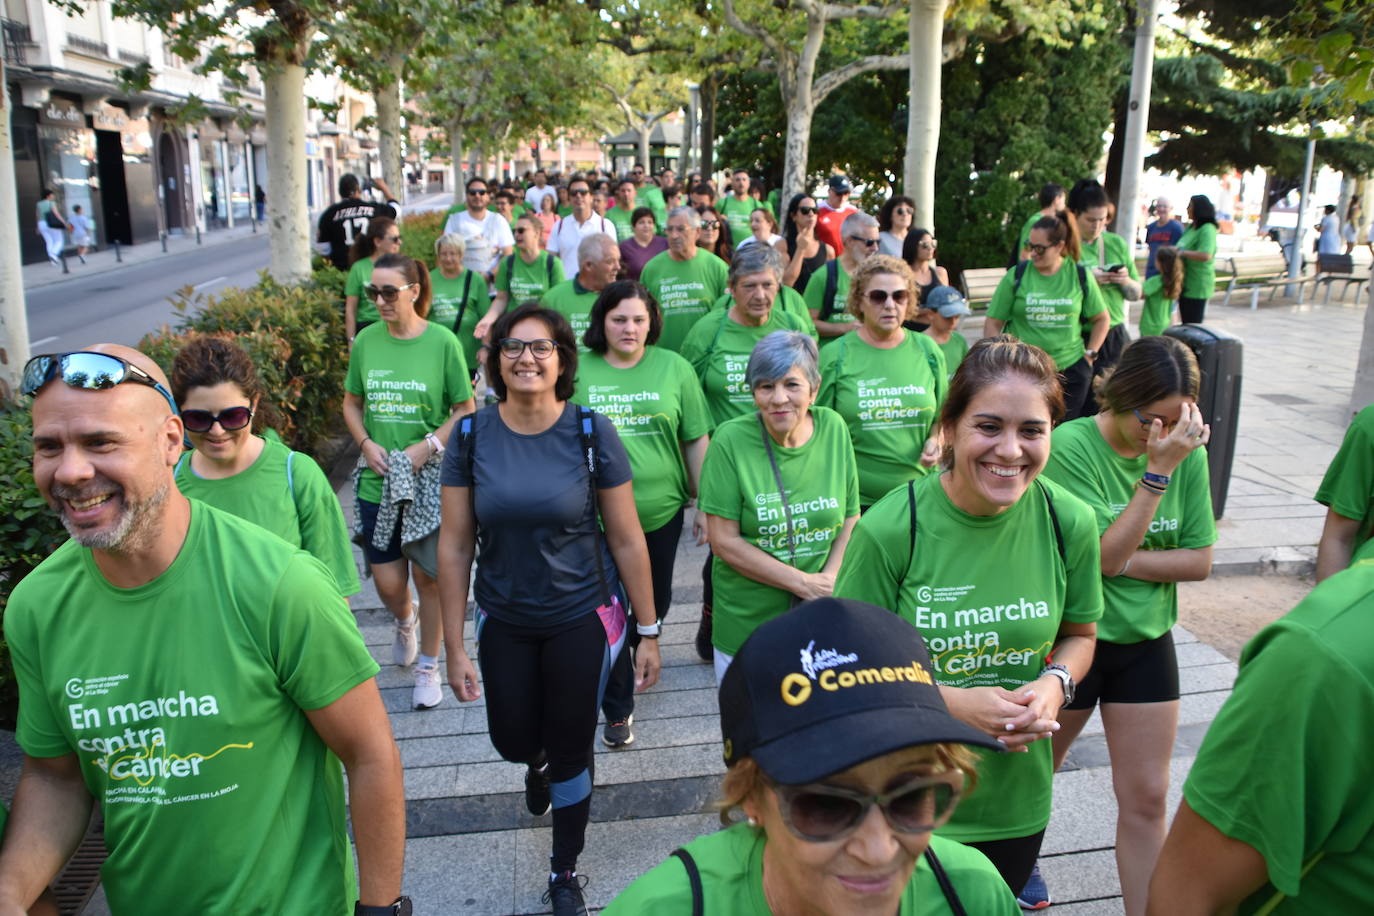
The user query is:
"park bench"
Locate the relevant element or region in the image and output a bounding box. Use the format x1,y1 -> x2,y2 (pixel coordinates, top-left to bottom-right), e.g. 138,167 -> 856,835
959,266 -> 1007,308
1312,253 -> 1370,304
1220,253 -> 1301,310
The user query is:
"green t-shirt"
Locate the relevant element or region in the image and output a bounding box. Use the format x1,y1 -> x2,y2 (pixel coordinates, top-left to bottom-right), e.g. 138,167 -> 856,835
343,257 -> 379,325
802,260 -> 858,343
680,307 -> 815,429
6,502 -> 379,915
1138,273 -> 1172,337
1042,417 -> 1216,644
174,437 -> 361,597
699,407 -> 859,655
985,259 -> 1106,371
540,278 -> 598,350
606,205 -> 636,239
833,472 -> 1103,841
574,348 -> 712,532
428,268 -> 489,371
1315,404 -> 1374,564
640,250 -> 731,352
817,330 -> 948,507
709,286 -> 818,341
719,194 -> 762,244
1183,561 -> 1374,914
1077,231 -> 1139,327
605,823 -> 1019,915
931,331 -> 970,380
344,322 -> 473,502
639,185 -> 667,229
1178,222 -> 1218,300
496,249 -> 564,306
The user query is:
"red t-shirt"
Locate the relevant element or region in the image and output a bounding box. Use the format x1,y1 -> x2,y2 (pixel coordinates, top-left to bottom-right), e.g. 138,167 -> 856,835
816,204 -> 857,254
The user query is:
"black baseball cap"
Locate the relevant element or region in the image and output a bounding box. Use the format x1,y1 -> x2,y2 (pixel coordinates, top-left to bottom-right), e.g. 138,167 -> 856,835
827,175 -> 852,193
719,598 -> 1002,785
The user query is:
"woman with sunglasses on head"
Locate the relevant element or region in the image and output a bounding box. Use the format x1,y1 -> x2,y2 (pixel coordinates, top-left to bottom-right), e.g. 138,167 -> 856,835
834,337 -> 1102,895
429,232 -> 491,374
1027,336 -> 1213,914
436,304 -> 660,916
344,253 -> 475,710
984,212 -> 1110,422
879,194 -> 916,258
344,216 -> 402,344
783,193 -> 834,292
575,281 -> 711,749
607,597 -> 1018,915
171,335 -> 360,598
818,256 -> 947,512
696,205 -> 735,264
901,229 -> 950,307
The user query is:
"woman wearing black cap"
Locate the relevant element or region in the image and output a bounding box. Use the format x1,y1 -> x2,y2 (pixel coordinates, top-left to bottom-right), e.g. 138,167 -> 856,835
606,597 -> 1018,915
833,336 -> 1102,895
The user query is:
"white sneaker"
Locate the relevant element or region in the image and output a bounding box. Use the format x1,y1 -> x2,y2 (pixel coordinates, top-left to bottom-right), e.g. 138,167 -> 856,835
392,608 -> 419,666
413,664 -> 442,710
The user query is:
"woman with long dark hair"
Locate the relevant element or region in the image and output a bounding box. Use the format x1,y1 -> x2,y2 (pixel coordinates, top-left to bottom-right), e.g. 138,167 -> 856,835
878,194 -> 916,257
782,193 -> 833,292
1176,195 -> 1218,324
901,227 -> 950,305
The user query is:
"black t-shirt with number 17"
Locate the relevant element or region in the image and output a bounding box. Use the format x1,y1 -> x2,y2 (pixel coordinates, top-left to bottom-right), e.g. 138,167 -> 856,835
316,198 -> 397,270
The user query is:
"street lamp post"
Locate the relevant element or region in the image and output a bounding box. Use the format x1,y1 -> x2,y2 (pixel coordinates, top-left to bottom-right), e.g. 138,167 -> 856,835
684,81 -> 700,176
1115,0 -> 1159,251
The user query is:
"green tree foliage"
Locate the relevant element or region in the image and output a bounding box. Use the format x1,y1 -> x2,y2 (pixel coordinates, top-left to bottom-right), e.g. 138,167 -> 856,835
932,2 -> 1129,276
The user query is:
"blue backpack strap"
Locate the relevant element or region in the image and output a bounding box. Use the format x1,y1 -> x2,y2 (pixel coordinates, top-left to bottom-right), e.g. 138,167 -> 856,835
286,450 -> 295,500
1035,478 -> 1067,567
458,413 -> 476,482
820,259 -> 840,321
174,451 -> 191,478
545,250 -> 555,287
1011,259 -> 1030,296
670,848 -> 704,916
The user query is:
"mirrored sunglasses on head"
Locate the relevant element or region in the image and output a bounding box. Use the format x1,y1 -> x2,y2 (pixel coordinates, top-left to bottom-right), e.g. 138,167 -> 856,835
21,351 -> 179,415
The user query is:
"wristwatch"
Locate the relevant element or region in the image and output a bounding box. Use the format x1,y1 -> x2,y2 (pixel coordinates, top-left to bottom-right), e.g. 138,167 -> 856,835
1039,663 -> 1075,705
355,897 -> 412,916
1084,348 -> 1099,359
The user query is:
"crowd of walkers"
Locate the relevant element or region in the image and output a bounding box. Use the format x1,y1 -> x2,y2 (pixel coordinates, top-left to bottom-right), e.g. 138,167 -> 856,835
4,163 -> 1370,916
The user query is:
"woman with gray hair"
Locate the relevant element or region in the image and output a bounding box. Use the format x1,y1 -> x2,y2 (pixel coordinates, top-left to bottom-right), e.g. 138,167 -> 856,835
429,232 -> 490,374
698,330 -> 860,682
681,245 -> 816,429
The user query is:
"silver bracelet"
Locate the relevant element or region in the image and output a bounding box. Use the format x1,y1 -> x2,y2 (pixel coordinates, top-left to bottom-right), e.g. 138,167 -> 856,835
1117,555 -> 1134,578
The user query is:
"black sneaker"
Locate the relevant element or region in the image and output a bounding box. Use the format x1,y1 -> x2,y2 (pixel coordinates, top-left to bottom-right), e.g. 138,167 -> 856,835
694,607 -> 713,662
602,714 -> 634,748
541,871 -> 589,916
525,758 -> 551,816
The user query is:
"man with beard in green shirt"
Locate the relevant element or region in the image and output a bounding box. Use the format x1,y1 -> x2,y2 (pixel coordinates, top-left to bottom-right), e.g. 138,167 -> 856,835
1,344 -> 407,916
641,206 -> 730,351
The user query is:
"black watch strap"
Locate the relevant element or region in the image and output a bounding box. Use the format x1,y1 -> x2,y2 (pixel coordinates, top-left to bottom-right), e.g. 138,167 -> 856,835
355,897 -> 412,916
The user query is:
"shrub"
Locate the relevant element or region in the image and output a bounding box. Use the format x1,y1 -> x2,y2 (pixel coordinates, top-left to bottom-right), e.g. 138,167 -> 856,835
139,271 -> 348,463
399,208 -> 447,266
0,399 -> 70,730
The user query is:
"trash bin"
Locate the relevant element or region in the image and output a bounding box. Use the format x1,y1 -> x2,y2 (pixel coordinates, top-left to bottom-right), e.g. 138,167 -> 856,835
1165,324 -> 1242,518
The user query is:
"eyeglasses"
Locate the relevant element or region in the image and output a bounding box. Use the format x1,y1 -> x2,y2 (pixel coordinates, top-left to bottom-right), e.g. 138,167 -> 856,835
498,337 -> 557,359
894,207 -> 914,216
21,352 -> 179,416
699,220 -> 720,230
920,240 -> 937,250
468,188 -> 489,196
866,288 -> 910,306
181,406 -> 254,433
1132,408 -> 1180,432
1027,243 -> 1059,255
384,234 -> 401,243
796,206 -> 817,215
569,188 -> 590,196
770,772 -> 963,843
849,236 -> 880,249
364,283 -> 417,302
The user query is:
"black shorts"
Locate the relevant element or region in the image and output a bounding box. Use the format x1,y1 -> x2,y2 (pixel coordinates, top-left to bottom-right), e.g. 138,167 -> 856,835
1066,630 -> 1179,709
356,497 -> 404,565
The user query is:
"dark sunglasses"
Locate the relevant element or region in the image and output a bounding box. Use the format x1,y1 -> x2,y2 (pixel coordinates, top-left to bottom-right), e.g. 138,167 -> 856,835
514,226 -> 529,234
771,772 -> 963,842
866,288 -> 910,306
849,236 -> 881,248
468,188 -> 489,196
796,206 -> 817,215
498,337 -> 557,359
364,283 -> 417,302
699,220 -> 720,230
569,188 -> 591,196
181,406 -> 254,433
894,206 -> 914,216
21,352 -> 178,415
384,234 -> 401,243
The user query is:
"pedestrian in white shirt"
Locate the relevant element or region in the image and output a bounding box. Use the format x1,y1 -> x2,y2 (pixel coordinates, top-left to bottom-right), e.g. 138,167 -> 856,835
444,178 -> 515,283
547,176 -> 619,280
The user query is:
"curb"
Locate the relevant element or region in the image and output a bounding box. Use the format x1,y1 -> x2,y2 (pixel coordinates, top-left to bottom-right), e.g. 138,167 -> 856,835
22,228 -> 263,293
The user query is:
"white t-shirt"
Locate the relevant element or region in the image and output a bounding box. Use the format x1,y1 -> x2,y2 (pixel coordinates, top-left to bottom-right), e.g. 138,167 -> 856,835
1318,213 -> 1342,255
445,209 -> 515,274
547,213 -> 619,279
736,234 -> 783,253
524,185 -> 558,213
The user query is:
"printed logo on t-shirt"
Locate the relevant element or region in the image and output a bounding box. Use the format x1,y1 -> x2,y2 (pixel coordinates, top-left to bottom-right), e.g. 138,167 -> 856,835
657,279 -> 710,315
65,674 -> 250,801
753,492 -> 843,556
856,376 -> 931,429
912,587 -> 1053,681
1023,292 -> 1074,329
722,354 -> 751,402
584,384 -> 661,436
365,368 -> 429,422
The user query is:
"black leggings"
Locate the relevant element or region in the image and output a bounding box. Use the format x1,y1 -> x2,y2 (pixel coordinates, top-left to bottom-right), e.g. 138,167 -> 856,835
1178,296 -> 1207,324
602,507 -> 686,721
967,828 -> 1047,895
477,608 -> 623,873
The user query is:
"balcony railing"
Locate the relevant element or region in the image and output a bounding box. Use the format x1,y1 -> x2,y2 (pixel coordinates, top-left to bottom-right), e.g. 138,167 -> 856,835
117,48 -> 149,65
65,34 -> 109,57
2,18 -> 31,64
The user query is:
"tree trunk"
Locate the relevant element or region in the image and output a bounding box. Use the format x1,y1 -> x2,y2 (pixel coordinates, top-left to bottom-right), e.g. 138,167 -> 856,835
450,119 -> 465,192
904,0 -> 948,229
782,93 -> 813,205
638,126 -> 651,172
0,70 -> 31,396
700,73 -> 719,178
375,56 -> 405,198
474,145 -> 486,180
265,61 -> 312,285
